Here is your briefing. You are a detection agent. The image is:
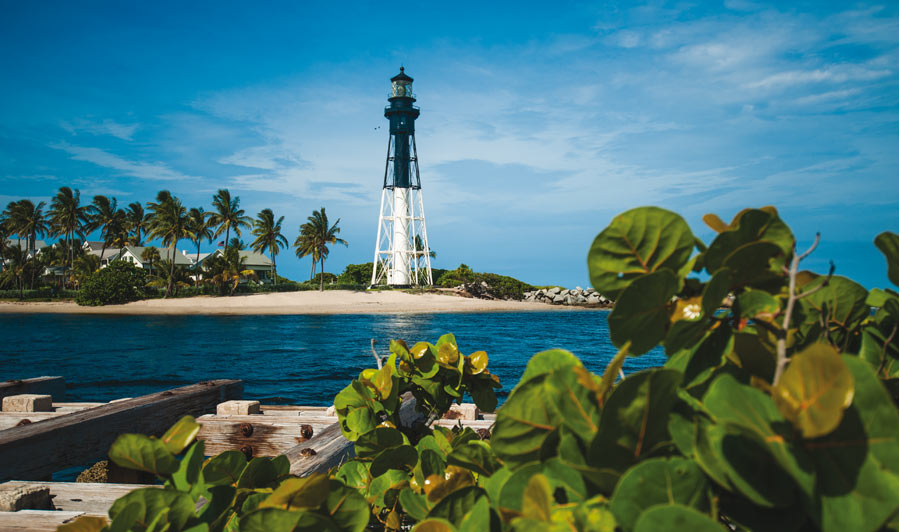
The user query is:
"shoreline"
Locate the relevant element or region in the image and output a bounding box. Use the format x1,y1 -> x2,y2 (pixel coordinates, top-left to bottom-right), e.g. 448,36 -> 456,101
0,290 -> 602,316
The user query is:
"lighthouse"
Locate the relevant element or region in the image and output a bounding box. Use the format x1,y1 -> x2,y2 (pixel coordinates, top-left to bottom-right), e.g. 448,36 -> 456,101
371,67 -> 433,287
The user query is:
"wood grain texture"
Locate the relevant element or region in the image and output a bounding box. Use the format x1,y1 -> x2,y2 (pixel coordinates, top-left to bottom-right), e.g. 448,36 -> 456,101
0,509 -> 85,531
0,481 -> 151,516
196,415 -> 333,457
0,380 -> 242,481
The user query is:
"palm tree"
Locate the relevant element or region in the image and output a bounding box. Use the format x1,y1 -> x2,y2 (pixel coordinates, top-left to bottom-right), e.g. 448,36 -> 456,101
141,246 -> 160,275
251,208 -> 288,286
301,207 -> 347,291
4,199 -> 50,289
0,245 -> 28,297
294,224 -> 319,282
125,202 -> 147,246
228,237 -> 247,251
49,187 -> 88,276
69,254 -> 99,289
202,247 -> 255,296
208,189 -> 251,257
187,207 -> 214,263
86,196 -> 126,266
146,193 -> 192,298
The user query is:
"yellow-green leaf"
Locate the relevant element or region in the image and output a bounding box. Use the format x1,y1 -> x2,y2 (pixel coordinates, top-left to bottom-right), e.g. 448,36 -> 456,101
373,364 -> 393,400
57,516 -> 108,532
521,473 -> 553,522
160,415 -> 200,455
438,343 -> 460,365
772,343 -> 854,438
261,474 -> 330,510
466,351 -> 488,375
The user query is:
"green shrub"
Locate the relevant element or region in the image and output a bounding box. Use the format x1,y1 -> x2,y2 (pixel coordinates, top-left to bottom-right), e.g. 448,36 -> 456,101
75,262 -> 148,306
64,206 -> 899,532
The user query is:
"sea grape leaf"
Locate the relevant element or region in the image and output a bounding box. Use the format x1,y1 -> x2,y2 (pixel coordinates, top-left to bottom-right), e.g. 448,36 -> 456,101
371,444 -> 418,477
701,268 -> 732,316
239,508 -> 338,532
802,355 -> 900,532
108,501 -> 143,532
411,519 -> 458,532
589,369 -> 682,493
171,439 -> 205,493
336,460 -> 369,491
355,427 -> 407,457
597,342 -> 629,407
734,289 -> 780,320
447,440 -> 500,477
633,504 -> 725,532
201,450 -> 247,486
608,269 -> 679,355
400,488 -> 431,522
543,457 -> 587,504
458,495 -> 493,532
466,351 -> 488,375
198,485 -> 236,526
427,486 -> 485,527
875,231 -> 898,286
160,415 -> 201,455
718,496 -> 809,532
798,276 -> 869,347
772,343 -> 854,439
425,466 -> 476,504
704,209 -> 793,274
515,349 -> 582,390
702,375 -> 815,501
545,365 -> 601,442
491,374 -> 559,467
588,206 -> 695,300
731,330 -> 776,382
610,457 -> 710,532
260,473 -> 330,510
521,474 -> 553,522
108,433 -> 179,476
497,462 -> 543,515
108,488 -> 195,532
237,456 -> 281,490
325,479 -> 370,532
665,324 -> 732,390
57,516 -> 109,532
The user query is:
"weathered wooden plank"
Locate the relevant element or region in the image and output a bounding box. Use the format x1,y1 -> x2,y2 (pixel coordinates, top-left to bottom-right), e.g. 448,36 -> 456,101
0,380 -> 243,481
0,481 -> 151,516
0,509 -> 84,531
196,415 -> 333,457
260,405 -> 330,416
0,378 -> 65,403
0,413 -> 63,431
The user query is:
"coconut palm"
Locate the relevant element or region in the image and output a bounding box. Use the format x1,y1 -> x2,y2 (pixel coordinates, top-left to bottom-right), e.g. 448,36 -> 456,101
3,199 -> 50,289
86,196 -> 126,265
203,247 -> 255,296
228,237 -> 247,251
187,207 -> 214,263
300,207 -> 347,291
125,202 -> 148,246
49,187 -> 88,276
208,189 -> 251,257
146,192 -> 192,298
0,245 -> 28,296
251,208 -> 288,286
69,254 -> 99,289
148,259 -> 193,297
141,246 -> 160,275
293,224 -> 319,282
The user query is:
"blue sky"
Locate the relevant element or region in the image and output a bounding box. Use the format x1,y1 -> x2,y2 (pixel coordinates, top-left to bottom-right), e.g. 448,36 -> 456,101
1,1 -> 897,288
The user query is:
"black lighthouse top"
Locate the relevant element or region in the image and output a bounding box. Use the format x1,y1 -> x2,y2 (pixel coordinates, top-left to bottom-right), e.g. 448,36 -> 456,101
384,67 -> 421,190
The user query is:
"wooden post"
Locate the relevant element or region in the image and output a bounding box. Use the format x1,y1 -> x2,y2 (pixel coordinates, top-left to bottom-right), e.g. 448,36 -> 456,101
285,393 -> 419,477
0,377 -> 65,402
0,380 -> 242,481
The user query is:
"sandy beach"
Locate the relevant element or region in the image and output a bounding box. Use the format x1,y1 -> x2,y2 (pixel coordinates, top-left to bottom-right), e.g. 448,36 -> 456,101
0,290 -> 592,315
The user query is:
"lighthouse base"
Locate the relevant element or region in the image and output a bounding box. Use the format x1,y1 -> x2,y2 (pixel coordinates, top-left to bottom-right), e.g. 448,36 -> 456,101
371,187 -> 433,287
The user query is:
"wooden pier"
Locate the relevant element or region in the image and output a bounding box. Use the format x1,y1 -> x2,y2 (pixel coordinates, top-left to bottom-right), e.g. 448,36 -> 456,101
0,377 -> 494,530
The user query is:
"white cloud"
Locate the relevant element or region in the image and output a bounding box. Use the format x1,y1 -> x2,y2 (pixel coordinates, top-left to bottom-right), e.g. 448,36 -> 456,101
60,118 -> 139,141
50,142 -> 195,181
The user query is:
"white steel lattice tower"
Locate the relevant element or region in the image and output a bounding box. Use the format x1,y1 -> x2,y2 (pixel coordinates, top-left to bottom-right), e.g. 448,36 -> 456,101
371,68 -> 433,287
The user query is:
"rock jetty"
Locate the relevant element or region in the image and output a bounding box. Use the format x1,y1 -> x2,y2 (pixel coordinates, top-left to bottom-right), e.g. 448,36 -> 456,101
523,286 -> 613,307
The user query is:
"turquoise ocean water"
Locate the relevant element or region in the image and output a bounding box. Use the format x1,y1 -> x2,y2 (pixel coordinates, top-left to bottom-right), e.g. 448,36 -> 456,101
0,311 -> 665,405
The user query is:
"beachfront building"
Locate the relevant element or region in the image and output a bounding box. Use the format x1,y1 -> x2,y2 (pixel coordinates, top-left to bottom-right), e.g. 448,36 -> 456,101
371,67 -> 434,287
113,246 -> 194,273
82,241 -> 121,268
196,249 -> 275,283
1,238 -> 49,273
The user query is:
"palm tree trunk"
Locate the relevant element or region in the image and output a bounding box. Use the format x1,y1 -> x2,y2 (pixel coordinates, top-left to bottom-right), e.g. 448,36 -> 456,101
224,226 -> 230,256
271,245 -> 277,287
30,230 -> 36,290
319,258 -> 325,291
166,243 -> 176,298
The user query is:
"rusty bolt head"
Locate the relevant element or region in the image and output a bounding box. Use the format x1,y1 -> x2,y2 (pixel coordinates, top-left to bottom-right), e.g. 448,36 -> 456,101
240,423 -> 253,437
300,448 -> 317,457
240,445 -> 253,460
15,419 -> 32,427
300,424 -> 313,439
476,428 -> 491,440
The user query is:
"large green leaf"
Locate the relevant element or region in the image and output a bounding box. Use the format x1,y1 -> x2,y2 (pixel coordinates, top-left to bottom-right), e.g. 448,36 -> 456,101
447,440 -> 500,477
704,209 -> 793,274
665,324 -> 731,390
411,519 -> 458,532
427,486 -> 486,527
610,457 -> 710,532
108,488 -> 195,532
400,488 -> 431,522
261,474 -> 330,510
733,289 -> 780,320
802,356 -> 899,532
491,374 -> 559,467
355,427 -> 407,458
239,508 -> 339,532
515,349 -> 582,390
589,369 -> 681,493
170,439 -> 205,493
702,375 -> 815,501
325,479 -> 370,532
160,415 -> 201,455
458,495 -> 493,532
875,231 -> 898,286
798,276 -> 869,348
108,434 -> 179,476
701,269 -> 732,316
588,206 -> 695,300
57,516 -> 108,532
371,444 -> 418,477
545,365 -> 601,442
608,269 -> 679,355
237,457 -> 281,489
633,504 -> 725,532
201,450 -> 247,486
772,343 -> 854,438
